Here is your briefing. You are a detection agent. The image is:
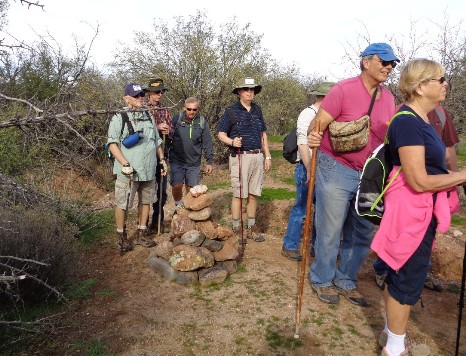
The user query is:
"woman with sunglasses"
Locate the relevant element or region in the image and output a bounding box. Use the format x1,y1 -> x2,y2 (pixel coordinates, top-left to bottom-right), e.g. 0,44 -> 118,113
372,59 -> 466,356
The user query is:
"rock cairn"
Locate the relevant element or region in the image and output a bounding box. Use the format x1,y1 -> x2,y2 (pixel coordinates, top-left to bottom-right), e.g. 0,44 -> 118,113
147,184 -> 241,287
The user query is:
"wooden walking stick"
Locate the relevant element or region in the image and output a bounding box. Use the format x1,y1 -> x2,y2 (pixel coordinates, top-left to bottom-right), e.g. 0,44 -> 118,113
157,134 -> 166,235
294,120 -> 320,339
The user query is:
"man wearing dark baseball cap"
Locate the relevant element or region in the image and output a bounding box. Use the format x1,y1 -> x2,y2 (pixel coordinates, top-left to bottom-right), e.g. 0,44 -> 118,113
106,82 -> 166,253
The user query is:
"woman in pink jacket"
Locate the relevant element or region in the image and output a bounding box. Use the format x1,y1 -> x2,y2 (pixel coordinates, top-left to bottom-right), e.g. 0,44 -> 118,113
372,59 -> 466,356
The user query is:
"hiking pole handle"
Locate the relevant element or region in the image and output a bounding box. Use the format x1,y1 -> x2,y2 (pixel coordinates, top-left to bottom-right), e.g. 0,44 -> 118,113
295,119 -> 320,338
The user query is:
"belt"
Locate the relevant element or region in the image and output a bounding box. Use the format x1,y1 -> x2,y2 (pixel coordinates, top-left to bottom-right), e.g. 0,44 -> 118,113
231,149 -> 262,156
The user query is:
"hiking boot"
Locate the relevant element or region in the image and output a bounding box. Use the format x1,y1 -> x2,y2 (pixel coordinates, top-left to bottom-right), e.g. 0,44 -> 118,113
380,336 -> 431,356
379,330 -> 387,348
116,232 -> 133,253
310,283 -> 340,304
375,273 -> 387,290
335,287 -> 369,307
281,247 -> 302,261
424,273 -> 443,292
247,225 -> 265,242
132,229 -> 156,248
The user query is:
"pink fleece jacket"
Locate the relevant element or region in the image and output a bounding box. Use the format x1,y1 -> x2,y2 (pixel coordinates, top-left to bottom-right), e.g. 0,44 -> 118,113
371,167 -> 457,270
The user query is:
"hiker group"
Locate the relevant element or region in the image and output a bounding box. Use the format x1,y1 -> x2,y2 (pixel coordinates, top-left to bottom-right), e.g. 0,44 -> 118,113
106,42 -> 466,356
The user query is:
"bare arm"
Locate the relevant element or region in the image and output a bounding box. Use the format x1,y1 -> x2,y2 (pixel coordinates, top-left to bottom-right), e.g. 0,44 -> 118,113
261,131 -> 272,172
307,108 -> 334,148
218,131 -> 242,148
445,145 -> 458,172
399,145 -> 466,192
109,143 -> 128,165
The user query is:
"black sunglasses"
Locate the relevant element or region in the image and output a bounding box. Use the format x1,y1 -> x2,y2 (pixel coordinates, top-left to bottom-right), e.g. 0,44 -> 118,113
375,58 -> 397,68
185,108 -> 198,112
132,93 -> 145,98
430,76 -> 446,84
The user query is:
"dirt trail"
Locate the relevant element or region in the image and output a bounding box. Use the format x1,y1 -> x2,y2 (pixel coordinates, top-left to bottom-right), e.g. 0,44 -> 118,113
53,141 -> 466,355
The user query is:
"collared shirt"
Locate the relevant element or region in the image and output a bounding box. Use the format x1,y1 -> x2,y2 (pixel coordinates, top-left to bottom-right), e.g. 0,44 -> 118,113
217,100 -> 267,151
147,102 -> 172,136
107,109 -> 162,181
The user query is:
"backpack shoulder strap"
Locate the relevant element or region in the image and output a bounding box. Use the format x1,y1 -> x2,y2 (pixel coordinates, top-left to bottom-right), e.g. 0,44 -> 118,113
226,107 -> 238,136
384,110 -> 416,144
120,112 -> 134,137
434,106 -> 446,127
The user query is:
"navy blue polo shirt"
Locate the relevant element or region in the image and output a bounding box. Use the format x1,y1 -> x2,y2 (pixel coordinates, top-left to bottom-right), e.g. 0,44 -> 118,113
217,100 -> 267,151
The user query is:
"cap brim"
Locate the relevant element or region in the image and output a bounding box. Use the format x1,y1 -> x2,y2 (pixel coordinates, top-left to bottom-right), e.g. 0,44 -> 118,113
145,87 -> 169,92
377,53 -> 400,62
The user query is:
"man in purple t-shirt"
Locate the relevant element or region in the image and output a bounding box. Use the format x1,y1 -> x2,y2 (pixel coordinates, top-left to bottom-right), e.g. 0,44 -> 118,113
307,43 -> 399,306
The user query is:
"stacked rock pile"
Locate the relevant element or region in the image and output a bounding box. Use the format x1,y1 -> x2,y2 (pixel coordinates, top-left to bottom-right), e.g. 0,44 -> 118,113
147,184 -> 242,287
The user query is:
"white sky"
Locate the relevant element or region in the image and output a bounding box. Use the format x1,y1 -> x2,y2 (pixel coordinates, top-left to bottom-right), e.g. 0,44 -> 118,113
4,0 -> 466,81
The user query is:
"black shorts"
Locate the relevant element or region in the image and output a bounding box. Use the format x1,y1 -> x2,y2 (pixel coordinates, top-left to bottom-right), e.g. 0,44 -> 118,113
385,217 -> 437,305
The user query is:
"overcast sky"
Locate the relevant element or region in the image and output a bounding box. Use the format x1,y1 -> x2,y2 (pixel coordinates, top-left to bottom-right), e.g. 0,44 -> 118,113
4,0 -> 466,81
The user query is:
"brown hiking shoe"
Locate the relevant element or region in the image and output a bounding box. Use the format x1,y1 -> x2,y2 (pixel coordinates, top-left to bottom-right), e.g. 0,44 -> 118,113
132,229 -> 156,248
310,283 -> 340,304
247,225 -> 265,242
281,247 -> 302,261
117,232 -> 133,253
335,287 -> 369,307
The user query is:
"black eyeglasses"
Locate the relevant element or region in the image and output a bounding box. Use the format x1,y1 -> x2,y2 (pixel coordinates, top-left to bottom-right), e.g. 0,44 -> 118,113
430,77 -> 446,84
132,93 -> 145,98
185,108 -> 198,112
374,58 -> 397,68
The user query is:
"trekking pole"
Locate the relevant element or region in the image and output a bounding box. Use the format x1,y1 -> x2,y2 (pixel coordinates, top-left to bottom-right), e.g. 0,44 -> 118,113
455,239 -> 466,356
294,120 -> 320,339
238,147 -> 245,250
157,134 -> 166,235
121,173 -> 133,255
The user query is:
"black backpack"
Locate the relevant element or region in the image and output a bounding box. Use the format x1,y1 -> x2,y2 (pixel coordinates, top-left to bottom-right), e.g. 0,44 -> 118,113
282,106 -> 316,164
355,110 -> 415,225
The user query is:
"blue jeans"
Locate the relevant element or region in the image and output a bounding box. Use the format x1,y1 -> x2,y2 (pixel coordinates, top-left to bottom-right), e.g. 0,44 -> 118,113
283,163 -> 308,251
151,162 -> 168,229
310,151 -> 375,290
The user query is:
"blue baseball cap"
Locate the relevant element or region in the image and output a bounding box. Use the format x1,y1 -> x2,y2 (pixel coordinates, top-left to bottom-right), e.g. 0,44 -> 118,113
124,82 -> 145,96
361,43 -> 400,62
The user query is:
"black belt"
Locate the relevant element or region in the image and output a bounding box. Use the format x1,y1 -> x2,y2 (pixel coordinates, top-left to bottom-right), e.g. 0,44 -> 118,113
231,149 -> 261,156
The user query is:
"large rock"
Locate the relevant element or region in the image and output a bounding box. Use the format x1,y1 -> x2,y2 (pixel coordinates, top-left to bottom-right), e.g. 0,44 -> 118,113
201,239 -> 223,252
212,235 -> 240,261
171,214 -> 197,238
198,265 -> 229,287
220,260 -> 238,274
184,192 -> 213,211
149,240 -> 174,260
181,230 -> 206,247
169,245 -> 215,271
215,225 -> 234,241
176,271 -> 199,285
188,207 -> 211,221
148,257 -> 178,281
196,220 -> 217,239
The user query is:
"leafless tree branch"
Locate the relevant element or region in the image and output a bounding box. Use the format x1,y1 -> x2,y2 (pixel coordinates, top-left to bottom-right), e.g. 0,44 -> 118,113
17,0 -> 45,11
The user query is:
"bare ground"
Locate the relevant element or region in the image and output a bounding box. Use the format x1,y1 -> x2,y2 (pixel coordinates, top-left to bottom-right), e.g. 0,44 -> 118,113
45,142 -> 466,356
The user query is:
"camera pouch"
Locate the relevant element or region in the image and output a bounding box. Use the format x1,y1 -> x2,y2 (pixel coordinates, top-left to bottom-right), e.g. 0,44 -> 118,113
122,132 -> 141,148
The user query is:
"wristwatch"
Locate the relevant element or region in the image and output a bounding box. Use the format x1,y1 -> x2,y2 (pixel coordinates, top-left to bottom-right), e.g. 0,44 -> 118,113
266,156 -> 272,160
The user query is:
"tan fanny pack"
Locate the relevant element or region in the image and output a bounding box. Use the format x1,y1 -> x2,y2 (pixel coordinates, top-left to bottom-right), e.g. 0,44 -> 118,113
328,88 -> 377,152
